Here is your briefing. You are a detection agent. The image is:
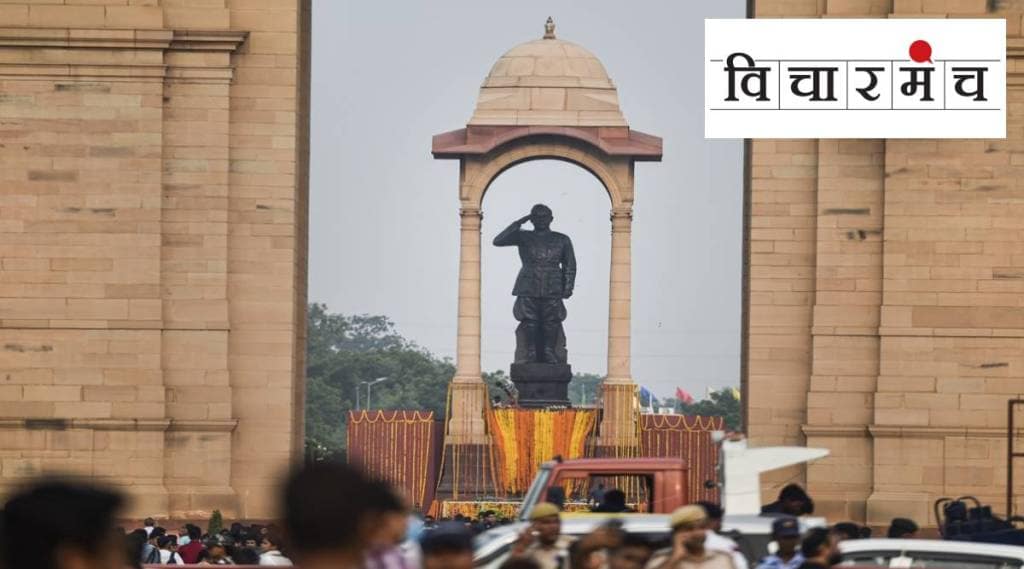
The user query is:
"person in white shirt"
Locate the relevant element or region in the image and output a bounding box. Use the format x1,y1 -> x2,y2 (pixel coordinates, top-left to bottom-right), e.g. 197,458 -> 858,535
696,502 -> 749,569
157,535 -> 185,565
259,531 -> 294,566
143,517 -> 156,537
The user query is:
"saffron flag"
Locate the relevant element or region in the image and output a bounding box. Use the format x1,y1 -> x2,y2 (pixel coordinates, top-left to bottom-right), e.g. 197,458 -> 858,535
675,387 -> 694,405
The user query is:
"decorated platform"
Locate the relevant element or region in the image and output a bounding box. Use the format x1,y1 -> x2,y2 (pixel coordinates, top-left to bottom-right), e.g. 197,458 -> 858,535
346,404 -> 723,517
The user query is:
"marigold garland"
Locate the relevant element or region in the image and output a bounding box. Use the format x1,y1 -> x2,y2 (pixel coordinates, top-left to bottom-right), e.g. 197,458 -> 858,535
346,410 -> 437,509
639,414 -> 724,503
486,408 -> 598,495
439,500 -> 598,519
348,384 -> 725,516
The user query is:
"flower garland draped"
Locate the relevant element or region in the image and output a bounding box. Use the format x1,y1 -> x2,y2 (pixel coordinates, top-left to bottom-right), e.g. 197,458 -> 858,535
347,410 -> 440,509
487,408 -> 598,495
639,413 -> 724,503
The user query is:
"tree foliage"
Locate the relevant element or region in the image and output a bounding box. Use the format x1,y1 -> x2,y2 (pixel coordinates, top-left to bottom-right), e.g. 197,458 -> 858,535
662,388 -> 742,431
568,373 -> 604,406
482,370 -> 605,406
305,303 -> 454,462
207,509 -> 223,535
303,303 -> 743,461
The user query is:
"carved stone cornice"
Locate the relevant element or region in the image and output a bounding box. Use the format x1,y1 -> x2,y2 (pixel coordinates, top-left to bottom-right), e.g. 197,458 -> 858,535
0,27 -> 247,83
1008,37 -> 1024,60
869,425 -> 1005,438
0,418 -> 238,432
170,30 -> 248,53
802,425 -> 869,437
804,424 -> 1011,439
0,28 -> 247,53
1006,37 -> 1024,86
0,27 -> 172,49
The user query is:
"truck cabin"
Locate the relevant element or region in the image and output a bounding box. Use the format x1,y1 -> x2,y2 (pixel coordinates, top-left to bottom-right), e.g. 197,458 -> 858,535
518,458 -> 690,521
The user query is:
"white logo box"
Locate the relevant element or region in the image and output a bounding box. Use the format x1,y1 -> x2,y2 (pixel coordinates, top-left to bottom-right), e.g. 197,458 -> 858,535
704,19 -> 1006,139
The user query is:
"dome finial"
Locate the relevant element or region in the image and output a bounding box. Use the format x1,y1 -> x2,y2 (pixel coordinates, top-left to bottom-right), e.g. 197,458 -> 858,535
543,17 -> 556,39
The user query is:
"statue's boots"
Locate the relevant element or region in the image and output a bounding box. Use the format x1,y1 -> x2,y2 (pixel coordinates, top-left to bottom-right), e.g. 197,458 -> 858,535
542,320 -> 562,364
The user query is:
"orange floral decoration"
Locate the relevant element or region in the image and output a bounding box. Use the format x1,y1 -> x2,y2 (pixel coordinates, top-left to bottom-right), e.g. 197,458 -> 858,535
347,410 -> 438,509
487,408 -> 598,495
639,413 -> 724,503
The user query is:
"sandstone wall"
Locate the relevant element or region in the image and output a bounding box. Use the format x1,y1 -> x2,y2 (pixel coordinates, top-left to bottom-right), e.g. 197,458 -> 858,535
0,0 -> 310,519
748,0 -> 1024,524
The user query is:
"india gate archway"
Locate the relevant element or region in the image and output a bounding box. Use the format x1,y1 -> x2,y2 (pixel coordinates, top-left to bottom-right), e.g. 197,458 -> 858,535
746,0 -> 1024,528
0,0 -> 310,519
432,19 -> 662,467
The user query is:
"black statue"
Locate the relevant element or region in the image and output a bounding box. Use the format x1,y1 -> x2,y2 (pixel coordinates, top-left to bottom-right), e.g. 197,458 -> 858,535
493,204 -> 575,407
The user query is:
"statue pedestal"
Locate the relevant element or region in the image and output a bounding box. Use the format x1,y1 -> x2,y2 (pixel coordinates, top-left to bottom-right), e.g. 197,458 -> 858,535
511,363 -> 572,408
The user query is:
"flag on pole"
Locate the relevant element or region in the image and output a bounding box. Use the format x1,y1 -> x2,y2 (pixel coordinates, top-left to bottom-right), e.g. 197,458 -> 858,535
639,386 -> 656,409
675,387 -> 694,405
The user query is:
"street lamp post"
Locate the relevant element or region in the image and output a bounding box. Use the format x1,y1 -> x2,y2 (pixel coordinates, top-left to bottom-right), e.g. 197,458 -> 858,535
356,382 -> 366,410
366,376 -> 388,410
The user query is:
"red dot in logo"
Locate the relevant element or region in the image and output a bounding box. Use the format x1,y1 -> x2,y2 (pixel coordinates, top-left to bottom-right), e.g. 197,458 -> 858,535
909,39 -> 933,63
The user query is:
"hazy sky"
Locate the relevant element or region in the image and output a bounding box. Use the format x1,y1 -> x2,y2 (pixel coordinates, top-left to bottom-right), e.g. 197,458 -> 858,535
309,0 -> 746,398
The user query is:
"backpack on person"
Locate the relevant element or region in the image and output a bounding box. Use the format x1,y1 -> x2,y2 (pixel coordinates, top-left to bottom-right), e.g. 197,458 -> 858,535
143,544 -> 160,564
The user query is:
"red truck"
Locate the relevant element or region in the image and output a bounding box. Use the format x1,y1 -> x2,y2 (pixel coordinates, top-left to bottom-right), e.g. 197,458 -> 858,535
517,457 -> 691,521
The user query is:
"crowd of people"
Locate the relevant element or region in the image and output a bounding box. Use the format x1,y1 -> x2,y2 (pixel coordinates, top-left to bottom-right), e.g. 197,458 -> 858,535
126,519 -> 292,565
0,464 -> 923,569
497,492 -> 920,569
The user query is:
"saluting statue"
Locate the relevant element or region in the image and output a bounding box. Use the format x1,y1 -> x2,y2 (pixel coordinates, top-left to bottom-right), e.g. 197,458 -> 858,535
493,204 -> 576,365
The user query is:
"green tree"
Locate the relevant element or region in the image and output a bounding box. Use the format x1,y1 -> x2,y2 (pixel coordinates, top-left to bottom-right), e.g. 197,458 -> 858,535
663,388 -> 742,431
482,369 -> 513,404
483,370 -> 604,406
304,303 -> 612,461
305,303 -> 454,462
207,509 -> 223,535
568,373 -> 604,406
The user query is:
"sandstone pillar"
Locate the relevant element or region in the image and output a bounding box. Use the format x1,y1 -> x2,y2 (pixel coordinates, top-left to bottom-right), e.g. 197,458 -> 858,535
599,208 -> 639,447
803,139 -> 885,523
607,209 -> 633,381
447,207 -> 488,444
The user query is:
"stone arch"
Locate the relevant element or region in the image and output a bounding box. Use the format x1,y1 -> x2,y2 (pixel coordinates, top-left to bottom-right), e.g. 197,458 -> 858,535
459,137 -> 632,212
436,128 -> 658,446
431,21 -> 662,490
439,130 -> 649,445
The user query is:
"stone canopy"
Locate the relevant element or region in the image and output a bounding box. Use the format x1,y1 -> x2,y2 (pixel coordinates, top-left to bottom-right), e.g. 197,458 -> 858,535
468,31 -> 626,127
434,19 -> 659,163
432,19 -> 662,456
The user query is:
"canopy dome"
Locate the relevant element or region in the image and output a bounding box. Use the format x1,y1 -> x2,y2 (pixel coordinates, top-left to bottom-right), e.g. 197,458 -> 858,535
469,18 -> 627,127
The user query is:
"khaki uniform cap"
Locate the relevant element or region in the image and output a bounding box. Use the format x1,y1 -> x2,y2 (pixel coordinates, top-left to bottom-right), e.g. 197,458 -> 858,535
529,502 -> 561,520
670,505 -> 707,529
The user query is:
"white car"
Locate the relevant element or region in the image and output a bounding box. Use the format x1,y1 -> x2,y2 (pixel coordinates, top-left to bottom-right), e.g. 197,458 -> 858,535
473,513 -> 825,569
839,538 -> 1024,568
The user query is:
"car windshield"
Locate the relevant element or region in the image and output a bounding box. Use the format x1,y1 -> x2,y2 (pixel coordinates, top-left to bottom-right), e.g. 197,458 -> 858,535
518,466 -> 553,520
839,550 -> 1023,569
473,527 -> 516,551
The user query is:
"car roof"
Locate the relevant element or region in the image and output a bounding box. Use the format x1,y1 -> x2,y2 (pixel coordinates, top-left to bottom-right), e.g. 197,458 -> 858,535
840,538 -> 1024,560
542,457 -> 687,470
486,513 -> 825,534
474,512 -> 827,558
